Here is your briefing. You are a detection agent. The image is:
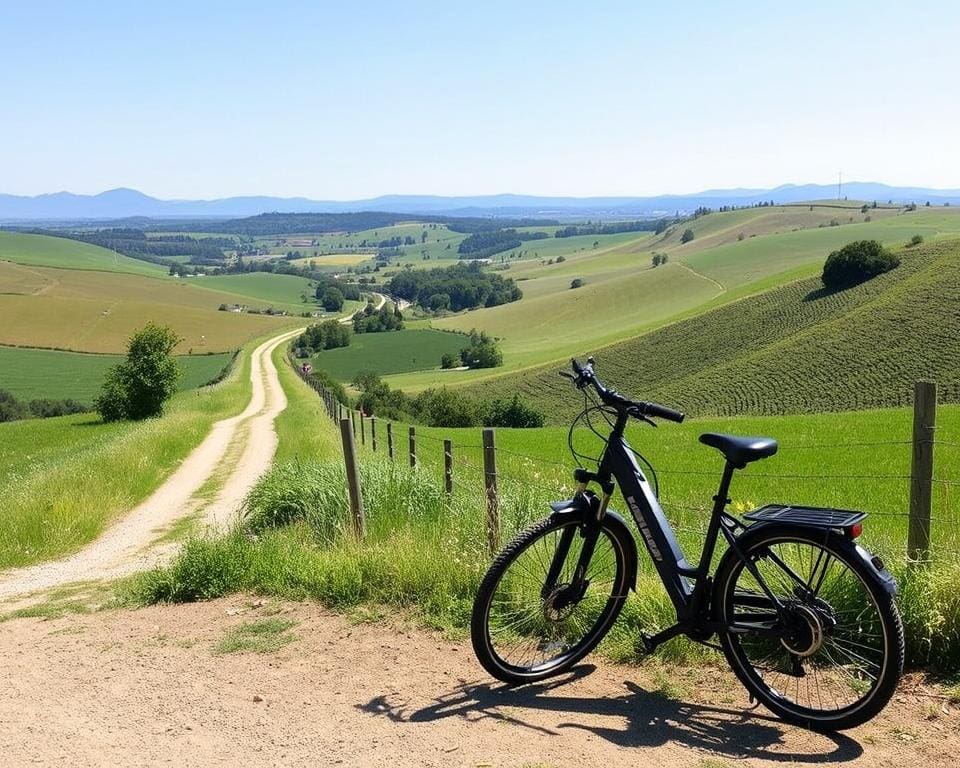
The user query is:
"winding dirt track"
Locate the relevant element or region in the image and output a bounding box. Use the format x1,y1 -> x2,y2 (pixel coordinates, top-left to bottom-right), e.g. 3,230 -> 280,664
0,328 -> 302,601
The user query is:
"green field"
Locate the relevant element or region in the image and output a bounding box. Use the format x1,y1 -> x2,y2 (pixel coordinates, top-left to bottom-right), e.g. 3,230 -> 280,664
197,272 -> 324,313
0,346 -> 235,403
382,206 -> 960,390
311,329 -> 466,382
0,336 -> 259,570
466,239 -> 960,421
0,231 -> 166,276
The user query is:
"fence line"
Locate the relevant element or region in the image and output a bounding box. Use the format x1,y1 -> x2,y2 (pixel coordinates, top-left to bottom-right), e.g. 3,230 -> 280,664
290,359 -> 953,563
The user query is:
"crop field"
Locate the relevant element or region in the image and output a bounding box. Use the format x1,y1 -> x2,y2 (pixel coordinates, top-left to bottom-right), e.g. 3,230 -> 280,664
0,347 -> 234,402
467,239 -> 960,422
0,263 -> 299,353
311,329 -> 466,382
289,253 -> 373,268
0,231 -> 166,277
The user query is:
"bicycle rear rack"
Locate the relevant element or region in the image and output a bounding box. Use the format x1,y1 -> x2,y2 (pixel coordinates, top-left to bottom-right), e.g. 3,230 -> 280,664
743,504 -> 866,530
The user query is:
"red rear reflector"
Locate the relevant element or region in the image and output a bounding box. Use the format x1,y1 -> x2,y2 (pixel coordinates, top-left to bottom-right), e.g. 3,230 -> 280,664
849,522 -> 863,538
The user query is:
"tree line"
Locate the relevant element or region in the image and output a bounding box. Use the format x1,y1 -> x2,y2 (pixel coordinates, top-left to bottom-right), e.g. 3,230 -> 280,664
387,262 -> 522,311
457,229 -> 549,258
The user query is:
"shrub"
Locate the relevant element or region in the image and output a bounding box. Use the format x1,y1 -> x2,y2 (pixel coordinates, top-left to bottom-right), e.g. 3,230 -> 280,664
909,234 -> 924,247
570,278 -> 584,289
95,323 -> 181,422
821,240 -> 900,290
680,228 -> 695,244
440,352 -> 459,369
0,389 -> 28,422
460,329 -> 502,369
413,387 -> 480,427
482,394 -> 545,428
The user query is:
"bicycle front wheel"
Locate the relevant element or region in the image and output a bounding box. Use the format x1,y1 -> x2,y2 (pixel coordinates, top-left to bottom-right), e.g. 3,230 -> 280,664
471,514 -> 629,684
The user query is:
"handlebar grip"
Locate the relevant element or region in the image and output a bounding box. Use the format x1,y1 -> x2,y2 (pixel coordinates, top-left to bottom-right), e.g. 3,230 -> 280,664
643,401 -> 685,423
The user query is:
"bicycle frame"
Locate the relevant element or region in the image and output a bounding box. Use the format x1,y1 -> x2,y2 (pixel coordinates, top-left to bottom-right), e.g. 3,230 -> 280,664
555,409 -> 788,648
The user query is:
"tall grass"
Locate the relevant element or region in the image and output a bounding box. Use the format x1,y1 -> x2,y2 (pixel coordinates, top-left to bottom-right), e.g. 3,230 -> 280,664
128,352 -> 960,671
0,335 -> 255,569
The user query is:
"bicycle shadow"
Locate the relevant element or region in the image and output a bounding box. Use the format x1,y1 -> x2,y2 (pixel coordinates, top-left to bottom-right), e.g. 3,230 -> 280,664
358,665 -> 863,763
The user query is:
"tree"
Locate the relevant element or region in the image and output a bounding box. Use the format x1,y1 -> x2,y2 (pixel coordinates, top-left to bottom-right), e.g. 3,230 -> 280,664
460,329 -> 502,369
570,278 -> 584,289
909,234 -> 924,247
483,394 -> 544,428
95,323 -> 182,422
320,287 -> 345,312
651,254 -> 662,267
440,352 -> 459,369
821,240 -> 900,290
680,228 -> 695,244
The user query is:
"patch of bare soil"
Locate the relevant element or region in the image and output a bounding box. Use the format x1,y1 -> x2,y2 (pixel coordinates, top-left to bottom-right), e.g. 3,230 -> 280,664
0,598 -> 955,768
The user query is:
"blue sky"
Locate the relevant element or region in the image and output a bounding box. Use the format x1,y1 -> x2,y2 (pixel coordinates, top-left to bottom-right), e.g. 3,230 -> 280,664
2,0 -> 958,198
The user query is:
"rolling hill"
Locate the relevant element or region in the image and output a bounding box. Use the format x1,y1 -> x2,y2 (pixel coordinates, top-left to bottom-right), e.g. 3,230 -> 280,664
464,238 -> 960,422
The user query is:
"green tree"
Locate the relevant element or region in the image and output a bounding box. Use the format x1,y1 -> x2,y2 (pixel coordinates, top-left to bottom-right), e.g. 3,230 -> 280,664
320,287 -> 345,312
680,228 -> 695,244
570,278 -> 584,289
821,240 -> 900,290
440,352 -> 460,369
95,323 -> 182,422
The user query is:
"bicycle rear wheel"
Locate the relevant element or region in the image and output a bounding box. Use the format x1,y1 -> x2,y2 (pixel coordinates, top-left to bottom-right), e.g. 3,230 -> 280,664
471,514 -> 629,684
714,526 -> 904,730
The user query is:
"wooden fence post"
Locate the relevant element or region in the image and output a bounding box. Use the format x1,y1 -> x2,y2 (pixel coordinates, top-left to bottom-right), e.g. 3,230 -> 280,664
350,409 -> 357,438
409,426 -> 417,468
443,439 -> 453,494
387,422 -> 394,460
371,417 -> 377,452
339,417 -> 366,538
360,412 -> 366,447
909,381 -> 937,562
483,428 -> 500,554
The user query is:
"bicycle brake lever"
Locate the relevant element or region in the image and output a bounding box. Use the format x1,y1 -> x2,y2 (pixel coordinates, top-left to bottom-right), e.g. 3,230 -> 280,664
559,371 -> 576,381
639,415 -> 658,428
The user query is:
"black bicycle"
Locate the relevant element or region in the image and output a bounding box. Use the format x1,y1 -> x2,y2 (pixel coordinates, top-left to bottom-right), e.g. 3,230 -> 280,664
471,357 -> 904,731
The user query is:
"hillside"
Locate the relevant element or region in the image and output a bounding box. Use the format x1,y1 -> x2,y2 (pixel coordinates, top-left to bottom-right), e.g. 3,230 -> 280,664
465,239 -> 960,422
0,231 -> 166,276
383,205 -> 960,389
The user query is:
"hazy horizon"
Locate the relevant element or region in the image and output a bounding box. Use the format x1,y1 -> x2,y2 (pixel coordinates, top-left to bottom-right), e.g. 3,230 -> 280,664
4,1 -> 959,199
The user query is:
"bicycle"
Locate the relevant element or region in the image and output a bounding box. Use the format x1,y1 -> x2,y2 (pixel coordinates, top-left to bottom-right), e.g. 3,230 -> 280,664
471,357 -> 904,731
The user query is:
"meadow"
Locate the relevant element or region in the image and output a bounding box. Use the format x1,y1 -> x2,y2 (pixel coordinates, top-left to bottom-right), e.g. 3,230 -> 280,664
129,357 -> 960,670
198,272 -> 323,314
0,346 -> 235,402
0,231 -> 166,276
311,328 -> 466,381
0,337 -> 254,570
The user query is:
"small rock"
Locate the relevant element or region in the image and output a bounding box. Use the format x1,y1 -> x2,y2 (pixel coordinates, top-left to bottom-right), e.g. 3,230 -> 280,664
253,694 -> 264,703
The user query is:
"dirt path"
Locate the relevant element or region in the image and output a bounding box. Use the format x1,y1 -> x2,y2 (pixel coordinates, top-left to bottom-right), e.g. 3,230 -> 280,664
0,597 -> 954,767
0,327 -> 302,601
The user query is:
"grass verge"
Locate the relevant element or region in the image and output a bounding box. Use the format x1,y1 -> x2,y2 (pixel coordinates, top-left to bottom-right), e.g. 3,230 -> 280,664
0,332 -> 263,570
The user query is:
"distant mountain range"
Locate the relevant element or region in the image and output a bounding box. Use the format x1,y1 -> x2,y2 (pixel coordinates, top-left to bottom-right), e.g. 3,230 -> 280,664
2,183 -> 959,222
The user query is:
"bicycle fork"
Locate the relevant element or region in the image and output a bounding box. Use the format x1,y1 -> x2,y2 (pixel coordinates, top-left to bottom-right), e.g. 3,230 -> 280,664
541,488 -> 612,607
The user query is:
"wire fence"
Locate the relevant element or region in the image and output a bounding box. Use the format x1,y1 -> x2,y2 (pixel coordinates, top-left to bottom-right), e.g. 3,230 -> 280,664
290,361 -> 958,564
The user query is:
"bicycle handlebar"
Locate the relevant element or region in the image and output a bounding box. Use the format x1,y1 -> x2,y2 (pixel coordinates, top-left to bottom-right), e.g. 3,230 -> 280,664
564,357 -> 685,424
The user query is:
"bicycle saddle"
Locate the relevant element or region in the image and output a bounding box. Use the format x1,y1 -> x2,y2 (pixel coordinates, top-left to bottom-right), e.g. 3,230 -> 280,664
699,432 -> 778,468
